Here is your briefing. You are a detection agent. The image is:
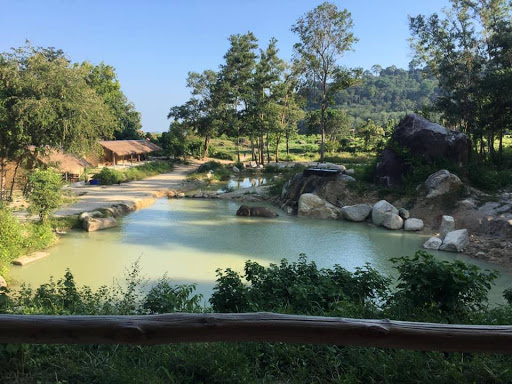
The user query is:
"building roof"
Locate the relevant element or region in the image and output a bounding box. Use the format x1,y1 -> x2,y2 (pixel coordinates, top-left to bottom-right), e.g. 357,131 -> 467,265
99,140 -> 162,156
36,149 -> 93,175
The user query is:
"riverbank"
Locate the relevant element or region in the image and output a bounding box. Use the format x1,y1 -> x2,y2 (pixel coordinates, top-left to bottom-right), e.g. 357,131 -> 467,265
54,161 -> 200,218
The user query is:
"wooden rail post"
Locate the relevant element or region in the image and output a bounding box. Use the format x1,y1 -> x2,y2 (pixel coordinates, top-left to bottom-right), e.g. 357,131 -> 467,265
0,313 -> 511,353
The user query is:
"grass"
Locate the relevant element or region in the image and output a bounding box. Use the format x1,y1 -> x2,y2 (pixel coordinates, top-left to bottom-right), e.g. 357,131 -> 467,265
93,161 -> 174,185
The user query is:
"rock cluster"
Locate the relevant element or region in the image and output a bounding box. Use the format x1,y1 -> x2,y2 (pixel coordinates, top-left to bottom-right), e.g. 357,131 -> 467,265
423,215 -> 469,252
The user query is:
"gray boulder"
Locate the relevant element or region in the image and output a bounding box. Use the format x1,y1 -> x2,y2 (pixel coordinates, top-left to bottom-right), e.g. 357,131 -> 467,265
83,217 -> 118,232
298,193 -> 341,219
382,214 -> 404,230
345,168 -> 355,175
439,229 -> 470,252
338,174 -> 356,183
375,114 -> 470,187
398,208 -> 410,220
79,210 -> 103,221
232,166 -> 240,173
404,218 -> 424,231
423,237 -> 443,250
440,215 -> 455,240
341,204 -> 372,222
372,200 -> 399,227
424,170 -> 463,199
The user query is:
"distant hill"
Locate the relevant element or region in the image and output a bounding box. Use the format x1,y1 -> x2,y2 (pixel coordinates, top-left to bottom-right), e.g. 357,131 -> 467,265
303,65 -> 439,128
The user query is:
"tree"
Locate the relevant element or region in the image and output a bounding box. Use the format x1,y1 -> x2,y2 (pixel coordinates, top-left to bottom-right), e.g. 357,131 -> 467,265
0,45 -> 115,200
292,2 -> 358,162
307,108 -> 351,142
81,62 -> 144,140
25,168 -> 62,223
219,32 -> 258,163
357,119 -> 385,151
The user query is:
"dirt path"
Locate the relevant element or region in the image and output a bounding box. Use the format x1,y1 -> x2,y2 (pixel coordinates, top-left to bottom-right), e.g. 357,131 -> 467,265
54,162 -> 199,217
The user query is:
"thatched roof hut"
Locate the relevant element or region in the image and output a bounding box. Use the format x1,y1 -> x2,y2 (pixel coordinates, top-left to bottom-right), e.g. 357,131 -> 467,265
99,140 -> 162,165
39,150 -> 93,175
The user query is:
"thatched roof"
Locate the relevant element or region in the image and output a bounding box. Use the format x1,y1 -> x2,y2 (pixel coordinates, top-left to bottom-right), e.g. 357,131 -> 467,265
99,140 -> 162,156
36,149 -> 93,175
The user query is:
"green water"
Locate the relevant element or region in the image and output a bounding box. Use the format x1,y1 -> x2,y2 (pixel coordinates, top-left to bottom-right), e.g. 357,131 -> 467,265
10,198 -> 512,304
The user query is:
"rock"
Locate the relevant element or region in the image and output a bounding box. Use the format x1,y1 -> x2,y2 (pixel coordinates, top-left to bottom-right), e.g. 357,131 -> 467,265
256,164 -> 264,169
232,166 -> 240,173
372,200 -> 399,227
277,162 -> 287,169
382,214 -> 404,230
250,161 -> 257,168
82,217 -> 117,232
79,210 -> 103,221
440,215 -> 455,240
13,252 -> 50,266
236,205 -> 278,218
439,229 -> 470,252
0,275 -> 6,288
459,199 -> 477,209
375,114 -> 470,187
345,168 -> 355,175
404,218 -> 424,231
325,163 -> 345,172
398,208 -> 410,220
298,193 -> 341,219
423,237 -> 443,250
338,174 -> 356,183
341,204 -> 372,222
424,170 -> 463,199
176,192 -> 185,198
479,216 -> 512,238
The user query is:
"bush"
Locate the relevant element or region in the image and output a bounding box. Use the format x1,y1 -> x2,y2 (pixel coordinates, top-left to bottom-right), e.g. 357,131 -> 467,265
388,250 -> 498,320
0,205 -> 25,268
93,167 -> 123,185
468,162 -> 512,192
25,168 -> 63,223
142,278 -> 203,314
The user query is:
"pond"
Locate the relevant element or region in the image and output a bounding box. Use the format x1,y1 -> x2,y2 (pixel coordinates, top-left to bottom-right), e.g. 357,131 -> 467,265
10,198 -> 512,305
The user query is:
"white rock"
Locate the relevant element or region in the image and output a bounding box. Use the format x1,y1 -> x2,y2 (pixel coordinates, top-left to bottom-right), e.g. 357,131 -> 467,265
341,204 -> 372,222
345,168 -> 355,175
256,164 -> 264,169
83,217 -> 117,232
439,229 -> 469,252
423,237 -> 443,250
79,210 -> 103,221
404,218 -> 424,231
325,163 -> 346,172
338,175 -> 356,182
372,200 -> 399,227
298,193 -> 341,219
232,166 -> 240,173
0,275 -> 6,289
250,161 -> 257,168
424,170 -> 463,199
382,213 -> 404,230
440,215 -> 455,240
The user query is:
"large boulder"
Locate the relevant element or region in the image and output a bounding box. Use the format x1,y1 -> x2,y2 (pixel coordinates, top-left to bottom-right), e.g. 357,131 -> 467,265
440,215 -> 455,240
83,217 -> 118,232
382,214 -> 404,230
424,170 -> 463,199
404,218 -> 424,231
341,204 -> 372,222
375,114 -> 470,187
439,229 -> 470,252
372,200 -> 399,227
298,193 -> 341,219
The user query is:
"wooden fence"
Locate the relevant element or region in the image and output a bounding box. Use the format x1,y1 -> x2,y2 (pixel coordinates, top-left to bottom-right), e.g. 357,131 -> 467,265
1,312 -> 511,354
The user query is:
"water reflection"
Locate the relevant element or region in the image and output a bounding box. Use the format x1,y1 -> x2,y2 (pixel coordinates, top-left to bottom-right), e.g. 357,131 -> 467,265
9,198 -> 512,304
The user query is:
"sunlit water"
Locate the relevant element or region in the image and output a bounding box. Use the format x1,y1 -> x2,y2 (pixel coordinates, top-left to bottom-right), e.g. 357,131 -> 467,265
10,198 -> 512,305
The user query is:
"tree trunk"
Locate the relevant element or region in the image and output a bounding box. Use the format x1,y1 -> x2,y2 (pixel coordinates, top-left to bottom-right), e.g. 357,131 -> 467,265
275,137 -> 280,163
202,136 -> 210,160
266,132 -> 270,164
251,139 -> 256,162
0,148 -> 7,201
9,159 -> 22,200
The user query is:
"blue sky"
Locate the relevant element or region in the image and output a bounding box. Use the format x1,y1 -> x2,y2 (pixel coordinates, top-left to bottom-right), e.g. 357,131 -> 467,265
1,0 -> 449,132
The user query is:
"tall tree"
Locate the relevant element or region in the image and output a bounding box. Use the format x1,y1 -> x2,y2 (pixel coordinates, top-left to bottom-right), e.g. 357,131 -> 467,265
0,45 -> 115,199
219,32 -> 258,163
292,2 -> 358,162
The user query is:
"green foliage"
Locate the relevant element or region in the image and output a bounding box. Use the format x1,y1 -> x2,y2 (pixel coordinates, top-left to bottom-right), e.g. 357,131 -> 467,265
142,278 -> 203,314
210,255 -> 390,314
389,250 -> 498,321
0,205 -> 25,268
504,287 -> 512,306
93,162 -> 174,185
468,162 -> 512,192
25,168 -> 63,223
207,145 -> 235,160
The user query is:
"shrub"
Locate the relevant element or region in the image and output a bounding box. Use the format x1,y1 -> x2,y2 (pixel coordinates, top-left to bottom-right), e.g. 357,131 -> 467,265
388,250 -> 498,320
142,278 -> 203,314
25,168 -> 63,223
197,161 -> 224,173
93,167 -> 123,185
0,205 -> 25,268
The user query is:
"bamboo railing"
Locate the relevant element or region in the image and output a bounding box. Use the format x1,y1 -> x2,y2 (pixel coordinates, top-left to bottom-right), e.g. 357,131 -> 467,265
1,313 -> 511,353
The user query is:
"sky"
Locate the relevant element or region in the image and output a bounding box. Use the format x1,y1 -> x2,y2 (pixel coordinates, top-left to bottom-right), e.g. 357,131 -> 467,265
0,0 -> 450,133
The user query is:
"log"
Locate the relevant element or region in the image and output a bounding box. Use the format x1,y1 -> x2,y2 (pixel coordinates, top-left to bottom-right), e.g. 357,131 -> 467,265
0,313 -> 511,353
12,252 -> 50,266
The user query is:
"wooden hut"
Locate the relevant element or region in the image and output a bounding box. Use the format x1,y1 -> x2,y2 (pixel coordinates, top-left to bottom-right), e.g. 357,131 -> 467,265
38,150 -> 93,182
98,140 -> 162,166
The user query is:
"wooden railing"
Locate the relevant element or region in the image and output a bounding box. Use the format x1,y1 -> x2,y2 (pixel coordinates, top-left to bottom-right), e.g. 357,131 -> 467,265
1,313 -> 511,354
